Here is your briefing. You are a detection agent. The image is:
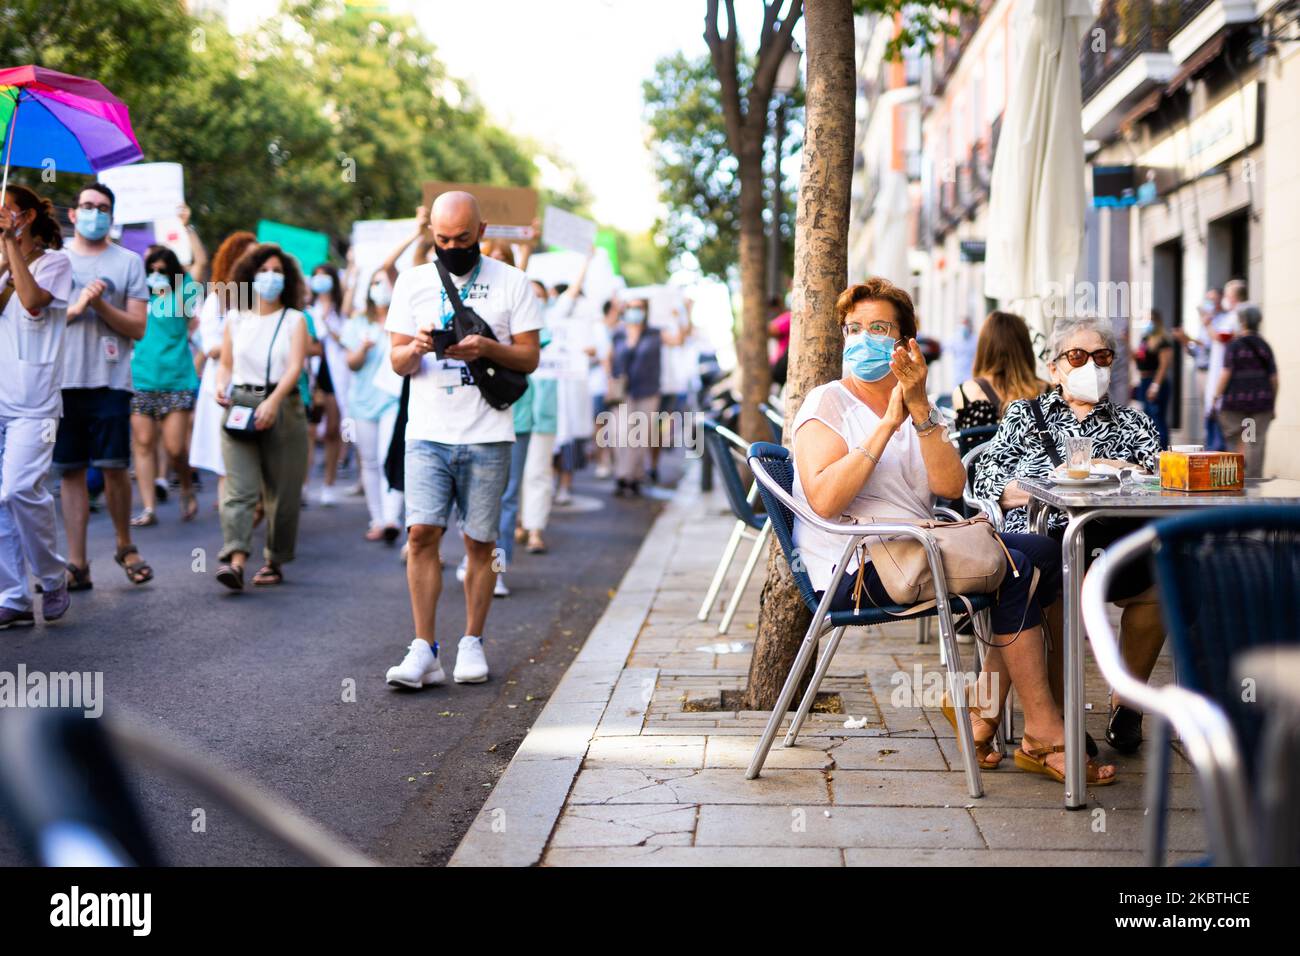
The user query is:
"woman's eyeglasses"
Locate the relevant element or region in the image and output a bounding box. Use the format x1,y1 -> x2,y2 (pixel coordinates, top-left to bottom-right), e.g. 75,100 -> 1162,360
843,321 -> 897,338
1055,348 -> 1115,368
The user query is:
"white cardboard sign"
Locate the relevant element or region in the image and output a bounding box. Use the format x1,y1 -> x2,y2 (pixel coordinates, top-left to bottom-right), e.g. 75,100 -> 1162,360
542,206 -> 597,254
98,163 -> 186,225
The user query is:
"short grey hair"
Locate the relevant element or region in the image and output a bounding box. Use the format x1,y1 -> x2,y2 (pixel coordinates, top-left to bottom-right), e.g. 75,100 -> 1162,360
1237,303 -> 1262,332
1048,314 -> 1117,361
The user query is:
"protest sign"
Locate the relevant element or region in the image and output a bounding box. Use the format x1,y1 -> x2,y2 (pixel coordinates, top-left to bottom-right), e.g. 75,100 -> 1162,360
542,205 -> 597,254
349,217 -> 419,310
421,181 -> 537,240
153,216 -> 194,266
98,163 -> 185,224
256,220 -> 331,274
527,248 -> 618,313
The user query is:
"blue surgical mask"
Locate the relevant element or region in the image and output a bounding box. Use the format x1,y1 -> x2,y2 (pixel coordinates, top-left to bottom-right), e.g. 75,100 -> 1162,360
309,274 -> 334,294
843,332 -> 896,382
624,308 -> 646,325
253,271 -> 285,301
75,209 -> 112,241
147,272 -> 171,295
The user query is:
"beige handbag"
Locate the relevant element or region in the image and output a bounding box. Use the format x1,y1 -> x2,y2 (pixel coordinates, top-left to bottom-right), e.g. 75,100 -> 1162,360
848,513 -> 1014,611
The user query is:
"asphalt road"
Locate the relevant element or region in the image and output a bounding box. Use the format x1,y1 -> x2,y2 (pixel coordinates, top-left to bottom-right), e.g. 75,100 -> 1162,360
0,452 -> 672,866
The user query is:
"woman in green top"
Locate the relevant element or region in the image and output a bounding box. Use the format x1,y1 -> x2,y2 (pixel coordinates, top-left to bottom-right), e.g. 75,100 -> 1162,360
130,245 -> 201,524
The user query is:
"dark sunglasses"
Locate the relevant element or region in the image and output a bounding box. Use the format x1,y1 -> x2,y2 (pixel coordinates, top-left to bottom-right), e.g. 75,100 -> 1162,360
1055,348 -> 1115,369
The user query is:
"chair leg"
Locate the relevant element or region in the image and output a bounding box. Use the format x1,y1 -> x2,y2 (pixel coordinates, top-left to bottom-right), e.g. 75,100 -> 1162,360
718,522 -> 770,634
936,601 -> 984,799
746,620 -> 828,780
916,617 -> 930,645
698,518 -> 745,622
784,626 -> 847,748
1144,714 -> 1172,866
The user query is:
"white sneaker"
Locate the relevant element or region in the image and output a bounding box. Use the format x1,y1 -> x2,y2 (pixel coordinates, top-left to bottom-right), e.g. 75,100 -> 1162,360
385,639 -> 446,689
319,485 -> 339,507
453,636 -> 489,683
554,486 -> 573,506
594,464 -> 611,480
494,575 -> 510,598
455,555 -> 468,582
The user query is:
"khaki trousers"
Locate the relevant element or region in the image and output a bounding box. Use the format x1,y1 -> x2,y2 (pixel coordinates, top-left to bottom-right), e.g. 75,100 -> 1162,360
219,388 -> 308,564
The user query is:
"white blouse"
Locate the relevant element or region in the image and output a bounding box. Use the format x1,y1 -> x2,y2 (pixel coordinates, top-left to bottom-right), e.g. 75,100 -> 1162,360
791,381 -> 935,593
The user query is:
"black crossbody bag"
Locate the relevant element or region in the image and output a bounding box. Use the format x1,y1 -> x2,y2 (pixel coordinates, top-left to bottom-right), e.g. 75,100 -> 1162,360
432,261 -> 528,410
224,307 -> 288,440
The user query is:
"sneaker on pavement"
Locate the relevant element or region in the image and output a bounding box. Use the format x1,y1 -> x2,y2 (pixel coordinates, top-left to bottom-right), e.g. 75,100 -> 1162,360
41,585 -> 70,622
554,486 -> 573,506
0,606 -> 36,630
455,555 -> 468,582
319,485 -> 339,507
494,575 -> 510,598
385,639 -> 446,689
594,464 -> 611,479
453,636 -> 489,683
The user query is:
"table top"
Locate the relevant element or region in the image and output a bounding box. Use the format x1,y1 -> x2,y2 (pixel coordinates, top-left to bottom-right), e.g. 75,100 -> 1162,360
1019,476 -> 1300,511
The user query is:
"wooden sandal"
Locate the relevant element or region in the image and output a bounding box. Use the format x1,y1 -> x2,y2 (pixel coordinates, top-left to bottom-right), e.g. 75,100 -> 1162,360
940,691 -> 1002,770
115,545 -> 153,585
1015,733 -> 1118,786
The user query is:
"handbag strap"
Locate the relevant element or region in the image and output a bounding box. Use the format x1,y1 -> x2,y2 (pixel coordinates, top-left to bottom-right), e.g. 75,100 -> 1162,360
262,307 -> 288,389
974,376 -> 1001,413
1028,398 -> 1063,468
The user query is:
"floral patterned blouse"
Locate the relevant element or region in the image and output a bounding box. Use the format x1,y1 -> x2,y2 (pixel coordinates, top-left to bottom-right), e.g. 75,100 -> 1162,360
973,388 -> 1161,533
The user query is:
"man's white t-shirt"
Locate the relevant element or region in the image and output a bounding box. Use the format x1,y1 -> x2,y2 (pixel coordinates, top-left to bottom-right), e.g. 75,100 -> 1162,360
385,256 -> 543,445
0,249 -> 73,418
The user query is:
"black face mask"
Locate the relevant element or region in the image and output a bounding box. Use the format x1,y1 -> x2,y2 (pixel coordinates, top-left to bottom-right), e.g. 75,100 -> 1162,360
434,242 -> 481,277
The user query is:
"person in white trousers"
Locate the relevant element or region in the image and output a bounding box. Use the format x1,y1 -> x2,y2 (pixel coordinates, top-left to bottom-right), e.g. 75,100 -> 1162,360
343,275 -> 403,541
0,184 -> 74,628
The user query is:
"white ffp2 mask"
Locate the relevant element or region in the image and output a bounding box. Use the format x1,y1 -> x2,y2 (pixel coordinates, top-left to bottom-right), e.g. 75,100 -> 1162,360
1064,361 -> 1110,404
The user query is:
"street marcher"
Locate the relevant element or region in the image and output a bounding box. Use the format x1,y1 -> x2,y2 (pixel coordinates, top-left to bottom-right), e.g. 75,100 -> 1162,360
0,184 -> 73,628
192,231 -> 258,501
609,298 -> 661,497
383,191 -> 541,689
975,314 -> 1165,755
343,273 -> 403,541
950,310 -> 1046,455
56,182 -> 152,590
521,305 -> 558,555
651,299 -> 690,485
130,244 -> 201,526
793,279 -> 1115,784
1131,309 -> 1173,448
590,298 -> 618,479
307,263 -> 349,506
213,244 -> 310,590
1216,303 -> 1277,478
548,253 -> 597,506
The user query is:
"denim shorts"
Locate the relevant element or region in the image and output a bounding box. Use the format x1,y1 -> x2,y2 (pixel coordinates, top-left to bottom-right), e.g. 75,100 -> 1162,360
405,440 -> 512,543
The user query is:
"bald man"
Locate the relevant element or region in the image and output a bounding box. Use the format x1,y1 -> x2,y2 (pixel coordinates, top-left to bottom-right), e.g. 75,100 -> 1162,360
384,191 -> 542,689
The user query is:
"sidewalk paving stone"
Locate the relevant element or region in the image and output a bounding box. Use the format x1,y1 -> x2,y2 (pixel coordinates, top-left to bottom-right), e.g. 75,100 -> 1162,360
452,469 -> 1208,867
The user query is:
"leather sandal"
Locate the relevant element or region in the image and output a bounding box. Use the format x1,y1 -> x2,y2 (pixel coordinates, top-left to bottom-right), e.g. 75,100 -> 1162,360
940,691 -> 1002,769
66,562 -> 93,592
1015,733 -> 1117,786
252,563 -> 283,587
215,563 -> 244,591
115,545 -> 153,585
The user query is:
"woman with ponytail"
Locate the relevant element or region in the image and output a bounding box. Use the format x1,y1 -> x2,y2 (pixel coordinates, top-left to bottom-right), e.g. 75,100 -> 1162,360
0,184 -> 74,628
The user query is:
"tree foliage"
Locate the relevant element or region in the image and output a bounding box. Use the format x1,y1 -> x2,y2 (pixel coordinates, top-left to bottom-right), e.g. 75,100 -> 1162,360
0,0 -> 548,255
642,49 -> 801,281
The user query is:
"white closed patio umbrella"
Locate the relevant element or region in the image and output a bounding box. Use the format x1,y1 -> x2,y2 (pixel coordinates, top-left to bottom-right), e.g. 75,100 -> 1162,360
984,0 -> 1093,366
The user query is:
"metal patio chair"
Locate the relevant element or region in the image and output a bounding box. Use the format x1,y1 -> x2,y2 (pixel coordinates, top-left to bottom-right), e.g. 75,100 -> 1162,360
696,419 -> 772,634
744,441 -> 996,797
1082,506 -> 1300,866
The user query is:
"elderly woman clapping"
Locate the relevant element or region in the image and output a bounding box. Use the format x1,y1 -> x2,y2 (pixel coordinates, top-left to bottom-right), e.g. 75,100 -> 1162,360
791,280 -> 1116,783
974,314 -> 1164,754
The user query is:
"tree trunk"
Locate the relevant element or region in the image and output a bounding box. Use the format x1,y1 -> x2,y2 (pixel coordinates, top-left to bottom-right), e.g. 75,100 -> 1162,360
736,134 -> 771,445
742,0 -> 857,712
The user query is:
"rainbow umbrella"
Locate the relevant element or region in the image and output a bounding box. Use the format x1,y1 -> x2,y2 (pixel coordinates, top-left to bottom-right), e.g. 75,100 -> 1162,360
0,65 -> 143,203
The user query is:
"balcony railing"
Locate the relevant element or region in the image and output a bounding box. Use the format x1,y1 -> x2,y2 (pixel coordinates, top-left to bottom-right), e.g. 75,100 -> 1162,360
1079,0 -> 1210,102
